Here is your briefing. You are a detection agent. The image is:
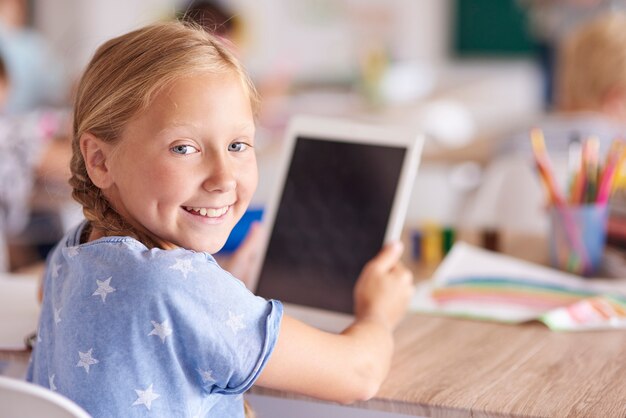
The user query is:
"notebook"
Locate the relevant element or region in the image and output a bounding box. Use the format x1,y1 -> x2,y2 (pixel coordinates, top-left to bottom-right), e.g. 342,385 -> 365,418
250,115 -> 423,332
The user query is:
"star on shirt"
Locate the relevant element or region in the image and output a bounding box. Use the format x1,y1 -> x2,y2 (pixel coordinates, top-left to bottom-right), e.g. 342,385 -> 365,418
51,261 -> 61,279
53,307 -> 62,325
148,320 -> 172,343
169,257 -> 195,278
225,311 -> 245,334
49,374 -> 56,391
76,348 -> 99,373
198,368 -> 216,384
92,277 -> 116,302
132,384 -> 160,410
66,246 -> 79,258
190,405 -> 203,418
190,402 -> 207,418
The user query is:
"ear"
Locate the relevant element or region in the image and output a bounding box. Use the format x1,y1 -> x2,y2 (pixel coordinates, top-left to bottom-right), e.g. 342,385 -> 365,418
80,132 -> 115,189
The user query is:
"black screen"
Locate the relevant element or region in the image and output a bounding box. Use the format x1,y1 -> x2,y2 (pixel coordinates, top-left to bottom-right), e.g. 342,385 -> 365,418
255,136 -> 407,314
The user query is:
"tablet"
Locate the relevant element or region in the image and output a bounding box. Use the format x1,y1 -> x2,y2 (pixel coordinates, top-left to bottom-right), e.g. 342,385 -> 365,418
250,116 -> 423,331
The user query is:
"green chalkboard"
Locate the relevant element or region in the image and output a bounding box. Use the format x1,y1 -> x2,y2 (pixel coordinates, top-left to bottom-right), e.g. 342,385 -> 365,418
453,0 -> 536,56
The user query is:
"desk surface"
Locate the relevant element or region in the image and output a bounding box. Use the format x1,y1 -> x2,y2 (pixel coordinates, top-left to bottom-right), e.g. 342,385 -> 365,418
253,233 -> 626,418
254,314 -> 626,417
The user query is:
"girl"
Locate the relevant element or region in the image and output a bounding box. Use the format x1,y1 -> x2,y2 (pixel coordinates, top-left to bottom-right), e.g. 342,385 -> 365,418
27,21 -> 414,417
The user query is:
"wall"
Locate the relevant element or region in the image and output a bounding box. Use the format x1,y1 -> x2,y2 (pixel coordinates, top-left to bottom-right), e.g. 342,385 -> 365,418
33,0 -> 175,79
32,0 -> 451,83
30,0 -> 543,227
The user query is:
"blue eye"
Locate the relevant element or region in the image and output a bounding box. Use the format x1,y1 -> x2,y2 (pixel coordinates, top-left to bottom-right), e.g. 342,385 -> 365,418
171,144 -> 199,155
228,142 -> 249,152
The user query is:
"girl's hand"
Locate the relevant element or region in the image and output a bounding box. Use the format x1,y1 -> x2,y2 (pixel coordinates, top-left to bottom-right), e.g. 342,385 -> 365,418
222,222 -> 264,289
353,242 -> 414,330
257,241 -> 414,403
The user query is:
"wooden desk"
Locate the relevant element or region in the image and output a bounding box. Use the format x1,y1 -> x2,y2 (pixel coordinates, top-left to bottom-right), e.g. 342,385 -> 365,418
254,314 -> 626,417
253,232 -> 626,417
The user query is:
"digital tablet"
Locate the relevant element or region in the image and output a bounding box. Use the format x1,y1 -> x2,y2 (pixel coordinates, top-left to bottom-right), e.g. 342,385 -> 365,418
250,116 -> 423,331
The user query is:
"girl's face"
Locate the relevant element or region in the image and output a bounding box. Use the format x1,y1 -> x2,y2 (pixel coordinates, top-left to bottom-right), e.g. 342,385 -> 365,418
104,72 -> 257,253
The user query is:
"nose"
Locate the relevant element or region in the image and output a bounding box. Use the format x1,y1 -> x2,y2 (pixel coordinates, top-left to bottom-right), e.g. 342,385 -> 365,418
202,151 -> 236,193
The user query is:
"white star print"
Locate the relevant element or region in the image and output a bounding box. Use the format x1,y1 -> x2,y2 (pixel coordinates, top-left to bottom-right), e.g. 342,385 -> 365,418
49,374 -> 56,391
92,277 -> 116,302
190,403 -> 204,418
148,320 -> 172,343
51,261 -> 61,279
66,246 -> 79,258
132,384 -> 160,410
198,368 -> 216,384
76,348 -> 99,373
225,311 -> 245,334
169,257 -> 195,278
54,307 -> 62,325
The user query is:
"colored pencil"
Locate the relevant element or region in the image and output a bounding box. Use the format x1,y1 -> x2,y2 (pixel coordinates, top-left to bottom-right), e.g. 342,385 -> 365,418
530,129 -> 590,274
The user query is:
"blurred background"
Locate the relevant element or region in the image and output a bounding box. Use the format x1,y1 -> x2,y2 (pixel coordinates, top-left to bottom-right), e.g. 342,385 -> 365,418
4,0 -> 626,271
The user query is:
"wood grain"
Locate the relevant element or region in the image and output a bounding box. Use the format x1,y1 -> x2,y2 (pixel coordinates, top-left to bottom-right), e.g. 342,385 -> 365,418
253,314 -> 626,417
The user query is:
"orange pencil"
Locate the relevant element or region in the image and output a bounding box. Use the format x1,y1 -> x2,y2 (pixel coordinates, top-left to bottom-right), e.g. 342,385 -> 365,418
530,128 -> 590,274
597,139 -> 623,204
530,128 -> 566,205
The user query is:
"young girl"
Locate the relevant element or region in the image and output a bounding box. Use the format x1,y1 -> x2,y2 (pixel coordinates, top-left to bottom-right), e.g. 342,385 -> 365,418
27,21 -> 414,417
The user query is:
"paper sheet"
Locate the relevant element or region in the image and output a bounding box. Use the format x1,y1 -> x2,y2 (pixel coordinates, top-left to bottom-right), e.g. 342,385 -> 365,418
411,242 -> 626,329
0,274 -> 40,350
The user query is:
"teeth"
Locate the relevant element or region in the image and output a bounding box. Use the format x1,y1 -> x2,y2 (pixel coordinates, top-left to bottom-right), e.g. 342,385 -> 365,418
185,206 -> 229,218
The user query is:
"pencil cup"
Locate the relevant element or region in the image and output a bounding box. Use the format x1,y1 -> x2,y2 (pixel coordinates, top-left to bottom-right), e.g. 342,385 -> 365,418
548,203 -> 608,277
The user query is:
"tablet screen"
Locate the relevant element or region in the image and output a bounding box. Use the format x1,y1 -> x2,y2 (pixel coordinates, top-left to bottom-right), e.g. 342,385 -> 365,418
255,136 -> 407,314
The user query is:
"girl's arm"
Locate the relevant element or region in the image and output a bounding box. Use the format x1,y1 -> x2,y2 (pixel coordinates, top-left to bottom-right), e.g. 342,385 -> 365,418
255,242 -> 414,404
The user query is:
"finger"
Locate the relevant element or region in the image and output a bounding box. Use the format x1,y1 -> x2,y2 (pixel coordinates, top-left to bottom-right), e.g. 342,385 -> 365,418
241,222 -> 263,249
388,261 -> 413,281
369,241 -> 404,272
230,222 -> 264,265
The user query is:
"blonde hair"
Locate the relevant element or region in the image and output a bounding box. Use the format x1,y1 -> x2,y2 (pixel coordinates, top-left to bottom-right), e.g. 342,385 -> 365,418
557,12 -> 626,111
70,21 -> 259,247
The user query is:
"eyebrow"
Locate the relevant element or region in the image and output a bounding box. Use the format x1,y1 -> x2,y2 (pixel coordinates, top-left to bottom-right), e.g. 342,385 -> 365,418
236,122 -> 256,134
156,121 -> 255,138
155,122 -> 200,136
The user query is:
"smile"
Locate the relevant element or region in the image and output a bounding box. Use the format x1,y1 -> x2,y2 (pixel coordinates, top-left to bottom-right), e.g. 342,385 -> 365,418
183,206 -> 230,218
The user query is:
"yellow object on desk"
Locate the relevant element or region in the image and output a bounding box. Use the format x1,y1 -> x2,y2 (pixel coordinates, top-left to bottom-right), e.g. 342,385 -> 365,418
421,222 -> 443,265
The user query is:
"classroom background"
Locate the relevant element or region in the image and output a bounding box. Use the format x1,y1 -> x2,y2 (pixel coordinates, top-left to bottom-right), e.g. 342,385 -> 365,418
4,0 -> 626,269
5,1 -> 626,417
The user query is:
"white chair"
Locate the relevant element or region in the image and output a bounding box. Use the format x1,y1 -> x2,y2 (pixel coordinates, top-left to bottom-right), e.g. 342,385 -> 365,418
0,376 -> 91,418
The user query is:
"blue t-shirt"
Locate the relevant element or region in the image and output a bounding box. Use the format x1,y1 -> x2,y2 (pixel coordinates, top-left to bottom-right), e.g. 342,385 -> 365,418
27,222 -> 283,417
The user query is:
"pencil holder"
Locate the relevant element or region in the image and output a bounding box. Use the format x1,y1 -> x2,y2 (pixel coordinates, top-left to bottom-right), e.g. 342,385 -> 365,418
548,203 -> 608,277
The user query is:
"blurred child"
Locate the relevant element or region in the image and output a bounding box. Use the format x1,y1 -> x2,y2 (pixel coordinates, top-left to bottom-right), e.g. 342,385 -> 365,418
519,0 -> 621,108
464,11 -> 626,234
0,53 -> 71,272
179,0 -> 239,38
0,0 -> 67,113
26,21 -> 414,417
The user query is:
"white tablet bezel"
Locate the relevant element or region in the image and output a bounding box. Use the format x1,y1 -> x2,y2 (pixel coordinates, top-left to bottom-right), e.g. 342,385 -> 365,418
249,115 -> 423,331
